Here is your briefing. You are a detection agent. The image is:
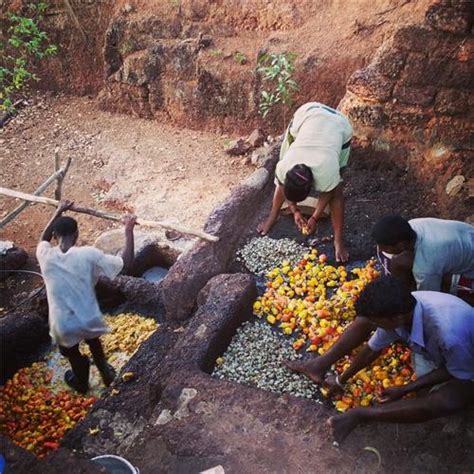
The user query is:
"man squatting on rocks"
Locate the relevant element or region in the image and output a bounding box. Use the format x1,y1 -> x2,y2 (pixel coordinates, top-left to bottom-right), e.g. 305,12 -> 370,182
257,102 -> 352,263
36,200 -> 137,393
325,276 -> 474,443
286,215 -> 474,385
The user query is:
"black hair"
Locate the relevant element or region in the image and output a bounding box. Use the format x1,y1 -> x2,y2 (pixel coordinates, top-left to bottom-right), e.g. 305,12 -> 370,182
355,275 -> 416,319
53,216 -> 78,237
371,215 -> 416,246
284,164 -> 313,202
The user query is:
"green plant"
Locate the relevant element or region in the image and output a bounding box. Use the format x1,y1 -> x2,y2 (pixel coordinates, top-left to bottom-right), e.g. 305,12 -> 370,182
257,51 -> 299,119
209,48 -> 223,57
233,51 -> 247,65
0,2 -> 57,112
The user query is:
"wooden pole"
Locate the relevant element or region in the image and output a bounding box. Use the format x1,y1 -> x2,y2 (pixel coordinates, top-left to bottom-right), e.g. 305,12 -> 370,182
0,158 -> 72,228
0,186 -> 219,242
54,153 -> 71,201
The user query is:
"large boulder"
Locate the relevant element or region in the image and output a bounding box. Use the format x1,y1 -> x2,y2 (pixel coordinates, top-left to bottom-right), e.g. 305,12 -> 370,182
0,241 -> 28,281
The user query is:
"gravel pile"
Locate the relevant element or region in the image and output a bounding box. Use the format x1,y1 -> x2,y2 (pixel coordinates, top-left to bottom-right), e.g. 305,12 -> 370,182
236,236 -> 309,276
213,321 -> 320,400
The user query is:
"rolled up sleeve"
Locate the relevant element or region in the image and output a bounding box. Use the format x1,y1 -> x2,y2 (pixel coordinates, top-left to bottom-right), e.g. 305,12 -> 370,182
275,162 -> 285,186
368,328 -> 399,352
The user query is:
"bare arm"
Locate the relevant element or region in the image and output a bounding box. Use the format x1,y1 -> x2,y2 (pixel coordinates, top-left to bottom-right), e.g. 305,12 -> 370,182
316,317 -> 373,368
339,343 -> 382,384
121,214 -> 137,275
40,200 -> 74,242
306,183 -> 342,233
325,343 -> 381,398
380,367 -> 453,403
400,367 -> 452,394
310,188 -> 335,223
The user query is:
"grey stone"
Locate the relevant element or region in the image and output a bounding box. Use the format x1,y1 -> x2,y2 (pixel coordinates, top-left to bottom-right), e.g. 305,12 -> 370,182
0,243 -> 28,281
225,138 -> 252,156
161,149 -> 277,322
247,128 -> 266,148
445,175 -> 465,196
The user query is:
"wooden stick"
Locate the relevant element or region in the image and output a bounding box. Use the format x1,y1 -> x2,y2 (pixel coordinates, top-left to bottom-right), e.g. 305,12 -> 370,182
0,159 -> 72,228
54,153 -> 71,201
0,186 -> 219,242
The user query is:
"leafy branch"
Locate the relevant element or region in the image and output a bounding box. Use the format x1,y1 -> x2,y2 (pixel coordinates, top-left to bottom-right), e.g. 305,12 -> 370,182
257,52 -> 299,119
0,2 -> 58,112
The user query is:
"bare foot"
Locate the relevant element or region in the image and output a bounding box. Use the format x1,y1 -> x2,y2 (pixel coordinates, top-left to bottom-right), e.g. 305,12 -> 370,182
327,412 -> 360,444
257,215 -> 278,235
334,240 -> 349,263
283,359 -> 327,385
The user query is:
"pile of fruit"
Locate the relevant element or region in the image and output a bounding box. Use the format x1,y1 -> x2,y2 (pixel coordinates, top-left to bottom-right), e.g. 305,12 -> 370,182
83,313 -> 159,357
331,343 -> 412,411
0,363 -> 95,458
253,248 -> 414,411
0,312 -> 158,458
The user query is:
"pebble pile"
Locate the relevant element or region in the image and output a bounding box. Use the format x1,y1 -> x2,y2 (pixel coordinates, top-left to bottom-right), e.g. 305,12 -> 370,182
213,321 -> 319,400
237,236 -> 309,276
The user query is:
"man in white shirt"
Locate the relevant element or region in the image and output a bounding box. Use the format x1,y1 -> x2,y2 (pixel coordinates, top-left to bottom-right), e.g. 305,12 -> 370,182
257,102 -> 353,262
37,200 -> 136,393
324,276 -> 474,443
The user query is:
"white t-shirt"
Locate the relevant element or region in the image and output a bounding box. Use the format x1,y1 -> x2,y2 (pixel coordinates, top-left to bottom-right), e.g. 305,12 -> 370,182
411,218 -> 474,291
275,102 -> 352,192
37,241 -> 123,348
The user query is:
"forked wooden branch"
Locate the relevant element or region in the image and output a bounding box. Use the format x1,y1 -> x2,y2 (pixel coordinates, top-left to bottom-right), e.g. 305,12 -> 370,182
0,187 -> 219,242
0,157 -> 72,228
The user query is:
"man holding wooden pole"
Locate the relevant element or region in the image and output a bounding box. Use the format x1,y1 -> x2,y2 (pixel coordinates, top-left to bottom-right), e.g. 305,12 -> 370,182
36,200 -> 136,393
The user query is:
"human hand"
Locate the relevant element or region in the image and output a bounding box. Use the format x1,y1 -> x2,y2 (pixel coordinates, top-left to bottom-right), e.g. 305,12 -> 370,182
306,216 -> 317,235
377,385 -> 408,403
122,214 -> 138,231
323,374 -> 345,399
294,211 -> 307,232
57,199 -> 74,213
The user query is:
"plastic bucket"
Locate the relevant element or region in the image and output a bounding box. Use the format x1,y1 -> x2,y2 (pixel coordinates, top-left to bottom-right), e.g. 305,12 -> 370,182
91,455 -> 140,474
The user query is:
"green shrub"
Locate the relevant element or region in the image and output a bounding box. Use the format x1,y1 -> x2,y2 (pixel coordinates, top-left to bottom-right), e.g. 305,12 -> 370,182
257,52 -> 299,119
0,2 -> 58,112
233,51 -> 247,65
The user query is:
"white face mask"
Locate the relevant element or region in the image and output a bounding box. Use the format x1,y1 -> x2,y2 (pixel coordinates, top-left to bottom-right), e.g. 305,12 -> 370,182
376,245 -> 396,259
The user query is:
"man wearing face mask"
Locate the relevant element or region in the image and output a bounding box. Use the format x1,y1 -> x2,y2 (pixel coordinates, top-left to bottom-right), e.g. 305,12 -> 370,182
373,215 -> 474,298
285,215 -> 474,386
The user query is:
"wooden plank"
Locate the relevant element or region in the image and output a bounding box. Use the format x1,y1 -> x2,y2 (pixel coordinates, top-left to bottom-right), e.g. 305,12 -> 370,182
0,186 -> 219,242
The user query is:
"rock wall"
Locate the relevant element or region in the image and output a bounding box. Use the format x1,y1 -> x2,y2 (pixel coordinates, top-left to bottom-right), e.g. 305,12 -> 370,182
339,0 -> 473,218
